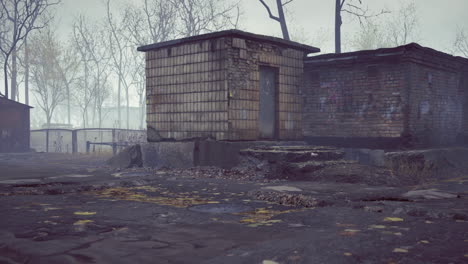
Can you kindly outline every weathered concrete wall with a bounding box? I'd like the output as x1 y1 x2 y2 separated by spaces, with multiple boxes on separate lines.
141 141 197 168
462 67 468 144
141 140 307 169
405 50 466 147
145 39 229 141
303 44 468 149
303 56 406 148
144 32 309 142
225 37 305 140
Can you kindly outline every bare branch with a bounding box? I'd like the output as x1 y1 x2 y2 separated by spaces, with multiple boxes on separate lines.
454 28 468 58
259 0 280 22
282 0 294 6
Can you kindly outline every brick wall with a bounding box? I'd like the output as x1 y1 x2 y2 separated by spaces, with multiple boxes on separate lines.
303 45 468 149
145 39 229 141
225 37 305 140
462 67 468 136
405 50 466 146
303 58 406 143
145 35 306 141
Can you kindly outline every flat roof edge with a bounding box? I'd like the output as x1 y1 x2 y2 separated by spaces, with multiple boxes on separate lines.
137 29 320 54
305 43 468 65
0 97 33 108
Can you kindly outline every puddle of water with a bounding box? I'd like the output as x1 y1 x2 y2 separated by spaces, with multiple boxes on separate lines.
0 179 41 185
189 204 252 214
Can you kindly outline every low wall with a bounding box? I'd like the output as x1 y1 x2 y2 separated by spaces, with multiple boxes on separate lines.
141 140 307 169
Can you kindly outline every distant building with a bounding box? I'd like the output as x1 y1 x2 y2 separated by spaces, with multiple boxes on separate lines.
0 97 32 152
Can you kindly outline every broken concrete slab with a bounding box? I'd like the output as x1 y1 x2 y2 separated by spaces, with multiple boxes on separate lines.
384 148 468 180
402 189 459 200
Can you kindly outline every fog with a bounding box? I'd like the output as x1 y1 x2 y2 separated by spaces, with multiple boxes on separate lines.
1 0 467 130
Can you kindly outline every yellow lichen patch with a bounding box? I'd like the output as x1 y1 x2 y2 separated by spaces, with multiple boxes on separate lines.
235 208 304 227
393 248 408 253
43 220 58 225
419 240 430 244
89 187 218 208
73 220 93 225
43 207 61 211
336 223 356 227
339 229 360 236
384 217 404 222
74 211 96 216
443 177 468 183
343 252 352 256
369 225 386 229
132 186 160 192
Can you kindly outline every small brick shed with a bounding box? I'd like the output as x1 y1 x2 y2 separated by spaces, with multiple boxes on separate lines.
0 97 32 152
138 30 319 141
303 43 468 148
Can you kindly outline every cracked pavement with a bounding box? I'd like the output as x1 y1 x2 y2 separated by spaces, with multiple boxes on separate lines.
0 153 467 264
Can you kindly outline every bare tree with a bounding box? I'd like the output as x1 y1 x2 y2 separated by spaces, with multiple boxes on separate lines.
72 15 111 128
105 0 136 129
454 28 468 58
172 0 241 37
386 1 419 46
0 0 58 100
335 0 388 53
29 27 65 128
258 0 292 40
350 21 389 50
72 17 93 128
121 0 176 46
350 1 419 51
55 41 78 125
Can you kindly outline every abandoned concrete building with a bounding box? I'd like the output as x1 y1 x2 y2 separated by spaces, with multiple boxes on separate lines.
138 30 468 150
304 44 468 148
0 97 32 152
138 30 320 142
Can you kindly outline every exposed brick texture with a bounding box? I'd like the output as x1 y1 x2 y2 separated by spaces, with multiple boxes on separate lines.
226 37 304 140
303 45 468 148
144 34 307 141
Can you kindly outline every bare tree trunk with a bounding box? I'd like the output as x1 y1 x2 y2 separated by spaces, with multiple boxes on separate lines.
67 83 70 125
3 58 8 98
335 0 342 53
11 47 17 100
25 38 29 105
276 0 290 40
126 87 129 129
139 93 144 129
117 78 121 128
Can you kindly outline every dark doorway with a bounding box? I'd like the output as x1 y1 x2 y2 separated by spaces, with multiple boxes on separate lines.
259 66 277 139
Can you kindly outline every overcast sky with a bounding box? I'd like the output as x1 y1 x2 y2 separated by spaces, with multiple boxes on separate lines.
56 0 468 55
